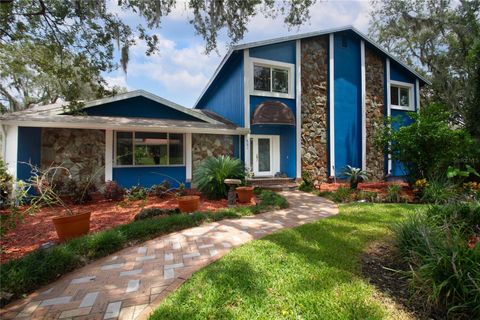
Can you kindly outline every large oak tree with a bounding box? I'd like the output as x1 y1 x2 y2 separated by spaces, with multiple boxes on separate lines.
0 0 316 111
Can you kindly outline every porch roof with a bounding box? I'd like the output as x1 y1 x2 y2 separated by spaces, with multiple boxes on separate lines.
0 113 249 135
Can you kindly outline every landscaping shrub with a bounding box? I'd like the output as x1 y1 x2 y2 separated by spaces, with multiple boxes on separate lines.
355 190 378 202
375 103 479 182
342 165 368 189
193 156 244 200
385 184 403 203
420 178 458 204
63 179 96 204
126 185 148 201
394 203 480 317
0 190 286 299
298 171 315 192
134 207 180 221
0 159 13 209
149 180 171 197
103 181 125 200
329 186 352 203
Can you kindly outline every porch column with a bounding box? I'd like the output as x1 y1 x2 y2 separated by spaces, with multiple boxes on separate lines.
5 125 18 179
105 129 113 182
329 33 336 177
186 133 192 182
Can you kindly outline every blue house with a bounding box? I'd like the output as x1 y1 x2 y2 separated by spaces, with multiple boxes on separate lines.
1 26 428 189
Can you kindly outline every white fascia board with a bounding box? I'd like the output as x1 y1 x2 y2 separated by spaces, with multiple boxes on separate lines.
0 120 249 135
295 39 302 179
329 33 335 177
386 58 392 174
361 40 367 171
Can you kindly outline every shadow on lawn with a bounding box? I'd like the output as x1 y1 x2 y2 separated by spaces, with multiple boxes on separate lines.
151 204 418 319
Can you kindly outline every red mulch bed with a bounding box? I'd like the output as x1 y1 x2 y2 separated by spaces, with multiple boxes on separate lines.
0 194 251 264
317 182 415 202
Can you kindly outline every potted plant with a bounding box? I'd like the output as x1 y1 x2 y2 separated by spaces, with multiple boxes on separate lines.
23 164 94 242
175 183 200 213
237 168 254 203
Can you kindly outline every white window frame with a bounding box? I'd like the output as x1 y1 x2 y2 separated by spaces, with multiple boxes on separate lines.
389 80 415 111
113 131 186 168
249 57 295 99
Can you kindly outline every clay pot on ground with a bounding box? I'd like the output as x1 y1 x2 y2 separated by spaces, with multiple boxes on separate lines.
236 186 254 203
52 211 91 242
177 195 200 213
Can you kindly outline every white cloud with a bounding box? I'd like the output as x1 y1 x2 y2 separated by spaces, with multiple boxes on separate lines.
104 73 129 90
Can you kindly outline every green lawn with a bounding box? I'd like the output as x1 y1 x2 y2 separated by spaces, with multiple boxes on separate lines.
150 203 422 320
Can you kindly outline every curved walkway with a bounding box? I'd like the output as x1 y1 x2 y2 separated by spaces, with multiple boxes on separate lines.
1 191 338 320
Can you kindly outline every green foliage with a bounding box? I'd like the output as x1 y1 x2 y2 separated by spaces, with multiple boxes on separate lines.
63 179 97 204
0 189 286 298
149 180 171 197
193 156 244 200
394 203 480 317
126 185 148 201
369 0 480 139
375 103 479 182
0 1 315 111
342 165 369 189
385 184 404 203
330 186 353 203
0 159 13 209
298 171 315 192
420 178 459 204
355 190 378 203
134 207 180 221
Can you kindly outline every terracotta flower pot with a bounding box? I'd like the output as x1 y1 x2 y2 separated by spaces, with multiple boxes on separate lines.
177 195 200 213
52 211 91 242
236 186 254 203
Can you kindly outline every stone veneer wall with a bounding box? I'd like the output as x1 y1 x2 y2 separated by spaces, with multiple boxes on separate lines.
41 128 105 188
365 46 385 180
192 134 234 173
301 36 329 185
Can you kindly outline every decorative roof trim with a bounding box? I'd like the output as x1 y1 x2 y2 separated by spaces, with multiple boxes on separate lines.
194 26 430 108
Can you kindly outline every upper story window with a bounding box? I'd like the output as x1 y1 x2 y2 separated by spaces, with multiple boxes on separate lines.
250 58 294 99
115 131 184 167
390 81 414 111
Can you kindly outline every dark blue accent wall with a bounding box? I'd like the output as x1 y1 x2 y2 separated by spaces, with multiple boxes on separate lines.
333 32 362 175
249 41 296 64
112 166 187 188
17 127 42 182
391 110 414 176
196 51 245 126
250 96 296 178
84 96 202 121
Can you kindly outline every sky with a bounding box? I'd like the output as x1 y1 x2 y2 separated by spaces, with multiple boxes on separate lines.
104 0 373 108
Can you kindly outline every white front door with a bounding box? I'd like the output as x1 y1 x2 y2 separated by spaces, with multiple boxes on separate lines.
250 135 280 177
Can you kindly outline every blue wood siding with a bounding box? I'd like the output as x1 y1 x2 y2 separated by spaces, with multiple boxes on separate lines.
17 127 42 182
84 96 202 121
390 61 417 176
390 61 418 111
391 109 414 176
196 51 245 126
333 32 362 176
250 96 296 178
113 166 187 188
249 41 296 64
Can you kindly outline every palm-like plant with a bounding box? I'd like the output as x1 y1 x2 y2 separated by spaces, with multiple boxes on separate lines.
342 165 369 189
193 155 245 200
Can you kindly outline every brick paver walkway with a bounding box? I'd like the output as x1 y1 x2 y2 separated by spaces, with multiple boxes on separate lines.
1 191 338 320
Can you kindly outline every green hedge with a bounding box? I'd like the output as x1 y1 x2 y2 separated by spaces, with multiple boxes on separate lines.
1 190 288 299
